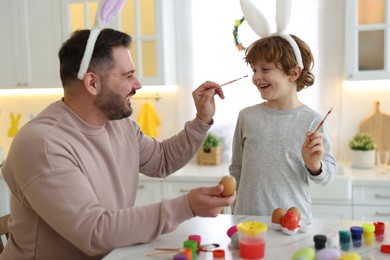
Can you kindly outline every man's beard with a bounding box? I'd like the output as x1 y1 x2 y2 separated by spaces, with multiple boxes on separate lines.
94 83 132 120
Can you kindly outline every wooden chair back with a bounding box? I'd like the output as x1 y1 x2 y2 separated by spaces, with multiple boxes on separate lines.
0 214 10 253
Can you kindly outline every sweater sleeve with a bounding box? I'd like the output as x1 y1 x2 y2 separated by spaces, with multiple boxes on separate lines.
21 169 194 255
229 115 243 190
307 121 338 185
2 110 206 257
138 116 212 178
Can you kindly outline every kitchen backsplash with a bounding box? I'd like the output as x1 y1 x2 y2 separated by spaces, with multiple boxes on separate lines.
0 90 180 159
0 93 62 158
1 85 390 164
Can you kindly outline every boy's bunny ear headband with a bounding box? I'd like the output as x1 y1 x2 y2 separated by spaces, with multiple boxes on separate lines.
240 0 303 69
77 0 127 80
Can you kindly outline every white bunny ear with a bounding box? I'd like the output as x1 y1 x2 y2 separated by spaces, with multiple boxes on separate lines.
275 0 292 33
240 0 271 37
100 0 127 26
77 0 127 80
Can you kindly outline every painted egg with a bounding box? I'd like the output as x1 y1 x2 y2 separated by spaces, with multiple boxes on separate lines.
291 247 315 260
281 211 300 235
287 206 301 221
219 176 236 197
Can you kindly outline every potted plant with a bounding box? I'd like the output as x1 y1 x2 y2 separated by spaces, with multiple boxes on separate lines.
349 133 376 168
197 133 222 165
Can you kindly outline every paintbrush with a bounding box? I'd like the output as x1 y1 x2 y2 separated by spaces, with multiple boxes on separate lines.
219 75 248 87
200 75 248 95
154 243 219 252
313 107 333 133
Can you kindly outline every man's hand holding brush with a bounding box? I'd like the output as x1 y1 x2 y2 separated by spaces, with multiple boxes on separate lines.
192 75 248 124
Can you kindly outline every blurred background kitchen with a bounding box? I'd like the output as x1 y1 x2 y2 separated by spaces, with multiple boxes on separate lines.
1 0 390 164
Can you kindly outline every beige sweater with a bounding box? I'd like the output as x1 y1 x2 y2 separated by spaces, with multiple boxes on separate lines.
1 100 210 259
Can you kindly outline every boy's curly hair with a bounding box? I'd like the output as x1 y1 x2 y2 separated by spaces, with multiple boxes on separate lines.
245 35 315 92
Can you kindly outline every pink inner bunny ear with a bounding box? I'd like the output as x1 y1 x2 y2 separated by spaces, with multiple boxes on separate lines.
100 0 127 25
78 0 127 79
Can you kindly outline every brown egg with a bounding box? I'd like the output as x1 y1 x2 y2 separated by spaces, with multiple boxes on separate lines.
287 206 301 221
219 175 236 197
272 208 286 224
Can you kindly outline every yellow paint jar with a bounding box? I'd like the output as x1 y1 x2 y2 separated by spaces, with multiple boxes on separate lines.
362 223 375 246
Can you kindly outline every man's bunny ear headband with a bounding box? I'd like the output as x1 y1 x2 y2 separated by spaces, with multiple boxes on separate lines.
77 0 127 80
240 0 303 69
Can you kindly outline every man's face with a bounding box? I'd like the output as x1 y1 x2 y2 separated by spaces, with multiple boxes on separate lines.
94 46 141 120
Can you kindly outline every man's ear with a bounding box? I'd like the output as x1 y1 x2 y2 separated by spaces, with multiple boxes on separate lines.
82 72 99 96
289 65 302 81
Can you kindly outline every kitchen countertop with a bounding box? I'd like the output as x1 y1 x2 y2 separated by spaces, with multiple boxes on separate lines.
104 214 390 260
341 164 390 186
139 161 390 185
139 162 231 182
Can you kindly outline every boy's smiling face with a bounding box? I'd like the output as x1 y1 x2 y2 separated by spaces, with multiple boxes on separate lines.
251 60 298 107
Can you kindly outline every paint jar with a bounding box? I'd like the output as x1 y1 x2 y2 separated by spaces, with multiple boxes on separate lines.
188 234 201 251
179 248 192 260
339 230 351 252
237 221 268 259
327 232 340 248
362 223 375 246
183 240 197 260
314 235 327 250
350 226 363 248
173 253 188 260
374 222 385 242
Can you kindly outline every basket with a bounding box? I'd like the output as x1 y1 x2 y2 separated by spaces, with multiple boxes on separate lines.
197 146 222 165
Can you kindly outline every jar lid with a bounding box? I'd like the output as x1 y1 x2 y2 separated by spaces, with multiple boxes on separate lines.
227 225 238 238
381 244 390 254
173 253 188 260
314 234 327 250
362 223 375 232
213 249 225 258
350 226 363 235
188 234 201 245
237 221 268 236
338 230 350 241
374 222 385 231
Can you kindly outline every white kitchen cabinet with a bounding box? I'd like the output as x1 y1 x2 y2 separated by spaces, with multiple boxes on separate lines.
134 178 218 206
345 0 390 80
309 175 353 219
61 0 177 86
134 179 162 207
0 0 63 88
353 206 390 222
352 185 390 221
311 204 352 219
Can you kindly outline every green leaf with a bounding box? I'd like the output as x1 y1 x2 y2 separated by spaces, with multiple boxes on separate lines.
348 133 376 150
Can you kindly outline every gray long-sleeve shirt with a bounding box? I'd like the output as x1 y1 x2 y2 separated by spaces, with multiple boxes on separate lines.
229 103 337 219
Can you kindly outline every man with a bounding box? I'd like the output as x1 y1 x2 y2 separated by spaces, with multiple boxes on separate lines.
1 28 235 259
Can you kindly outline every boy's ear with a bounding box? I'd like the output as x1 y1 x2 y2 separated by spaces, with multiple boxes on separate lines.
289 65 302 81
82 72 99 96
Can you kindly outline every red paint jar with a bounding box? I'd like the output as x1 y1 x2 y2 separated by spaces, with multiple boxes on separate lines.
374 222 385 242
237 221 268 259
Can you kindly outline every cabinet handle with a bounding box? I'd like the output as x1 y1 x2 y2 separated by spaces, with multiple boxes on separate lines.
179 189 191 193
375 194 390 199
375 212 390 217
138 185 145 189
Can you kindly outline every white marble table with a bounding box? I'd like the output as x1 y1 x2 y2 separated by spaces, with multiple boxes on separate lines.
104 214 390 259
